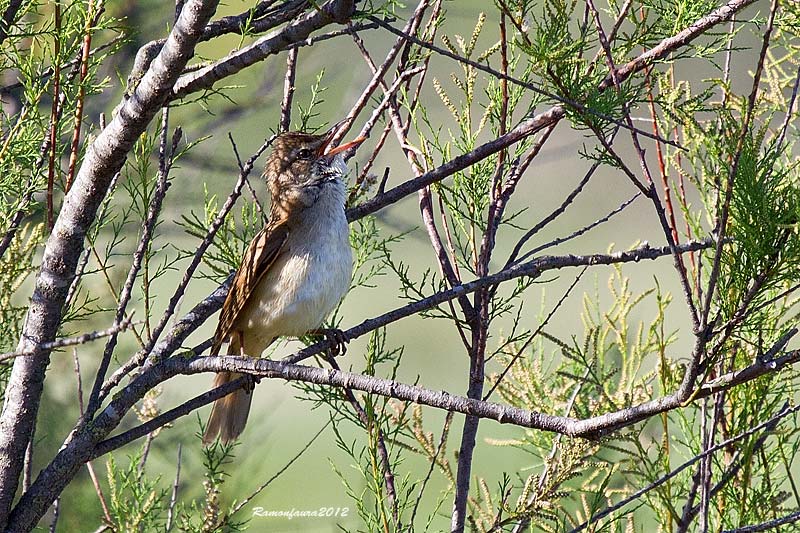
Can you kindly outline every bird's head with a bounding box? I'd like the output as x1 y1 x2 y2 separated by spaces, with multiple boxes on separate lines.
265 123 365 215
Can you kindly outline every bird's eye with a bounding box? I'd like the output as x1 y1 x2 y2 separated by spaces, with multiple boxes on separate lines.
297 148 313 160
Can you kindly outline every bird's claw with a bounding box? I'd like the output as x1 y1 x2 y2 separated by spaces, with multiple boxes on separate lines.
312 328 349 357
242 373 259 393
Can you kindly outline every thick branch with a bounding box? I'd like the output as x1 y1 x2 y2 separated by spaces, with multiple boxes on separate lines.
11 238 710 531
0 0 221 528
170 0 356 99
95 336 800 461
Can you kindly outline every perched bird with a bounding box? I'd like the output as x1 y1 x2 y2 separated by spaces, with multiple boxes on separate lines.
203 123 365 445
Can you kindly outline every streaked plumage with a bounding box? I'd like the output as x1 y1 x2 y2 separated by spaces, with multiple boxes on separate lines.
203 127 362 444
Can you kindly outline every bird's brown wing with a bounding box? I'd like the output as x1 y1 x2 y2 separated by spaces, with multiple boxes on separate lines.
211 220 289 355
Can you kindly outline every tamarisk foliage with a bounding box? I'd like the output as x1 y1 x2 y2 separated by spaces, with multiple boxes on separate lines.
1 0 800 531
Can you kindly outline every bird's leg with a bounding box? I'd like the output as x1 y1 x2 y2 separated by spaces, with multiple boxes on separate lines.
235 330 258 393
308 328 349 358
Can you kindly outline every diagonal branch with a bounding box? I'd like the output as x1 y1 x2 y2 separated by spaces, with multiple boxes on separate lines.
170 0 357 99
284 239 714 366
348 0 755 222
12 238 713 530
0 0 222 527
91 334 800 461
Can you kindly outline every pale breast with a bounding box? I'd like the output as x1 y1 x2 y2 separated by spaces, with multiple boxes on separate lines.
236 191 352 347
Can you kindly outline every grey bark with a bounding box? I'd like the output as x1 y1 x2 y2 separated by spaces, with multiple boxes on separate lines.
170 0 356 99
0 0 221 529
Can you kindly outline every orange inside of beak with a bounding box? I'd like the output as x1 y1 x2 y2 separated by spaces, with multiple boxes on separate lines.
324 136 367 157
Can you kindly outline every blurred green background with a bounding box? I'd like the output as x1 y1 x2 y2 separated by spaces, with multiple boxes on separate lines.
25 0 765 530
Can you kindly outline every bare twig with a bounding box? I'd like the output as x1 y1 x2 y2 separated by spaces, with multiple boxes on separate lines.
511 193 641 266
96 334 800 460
569 401 798 533
74 349 112 524
681 404 780 527
279 46 298 132
85 107 174 419
504 128 615 268
64 165 121 312
409 412 453 528
165 443 181 531
485 268 587 401
93 373 248 457
22 438 32 492
285 238 714 365
774 65 800 153
642 38 680 247
0 319 137 363
345 5 434 524
720 510 800 533
65 0 101 191
229 132 266 219
347 106 565 221
587 0 700 334
332 5 428 148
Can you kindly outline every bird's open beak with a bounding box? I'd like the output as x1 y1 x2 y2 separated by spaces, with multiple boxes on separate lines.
318 119 366 157
325 136 366 156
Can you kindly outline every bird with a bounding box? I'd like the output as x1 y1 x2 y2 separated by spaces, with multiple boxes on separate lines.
202 123 365 445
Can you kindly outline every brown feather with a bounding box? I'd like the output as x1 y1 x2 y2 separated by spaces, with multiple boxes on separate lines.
202 371 252 445
211 220 289 355
205 126 357 445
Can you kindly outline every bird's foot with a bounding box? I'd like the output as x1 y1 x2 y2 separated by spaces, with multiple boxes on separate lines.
310 328 349 358
242 373 259 393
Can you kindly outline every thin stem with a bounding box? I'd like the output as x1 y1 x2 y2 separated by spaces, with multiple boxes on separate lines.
46 0 62 231
229 421 331 516
279 46 297 132
0 319 136 362
165 443 181 531
701 0 778 330
74 349 112 524
326 355 399 525
85 107 173 418
65 0 100 191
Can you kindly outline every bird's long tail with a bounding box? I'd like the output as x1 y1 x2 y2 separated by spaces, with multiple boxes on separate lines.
202 337 254 445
